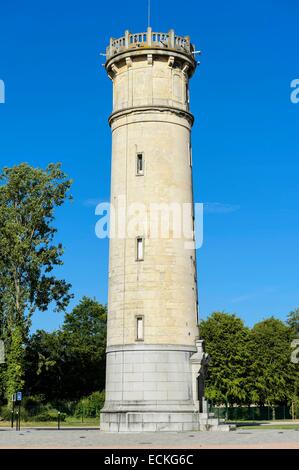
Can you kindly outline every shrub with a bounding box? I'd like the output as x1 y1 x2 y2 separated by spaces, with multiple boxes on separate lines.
49 400 77 415
75 390 105 418
0 405 13 421
0 402 66 422
23 395 46 409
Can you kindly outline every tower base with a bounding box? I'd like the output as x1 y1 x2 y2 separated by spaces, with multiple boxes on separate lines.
100 409 199 432
100 342 233 432
101 344 199 432
100 408 234 432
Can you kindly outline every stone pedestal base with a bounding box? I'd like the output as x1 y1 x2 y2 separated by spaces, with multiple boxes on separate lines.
100 410 200 432
100 409 235 432
101 344 199 432
101 344 232 432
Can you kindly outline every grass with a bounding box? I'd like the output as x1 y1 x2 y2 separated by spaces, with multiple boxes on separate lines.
216 418 299 431
228 419 299 430
0 416 100 428
238 424 299 430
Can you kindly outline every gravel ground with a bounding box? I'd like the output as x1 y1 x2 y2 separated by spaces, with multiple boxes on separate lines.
0 427 299 449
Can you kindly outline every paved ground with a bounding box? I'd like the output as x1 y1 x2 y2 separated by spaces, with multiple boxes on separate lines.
0 427 299 448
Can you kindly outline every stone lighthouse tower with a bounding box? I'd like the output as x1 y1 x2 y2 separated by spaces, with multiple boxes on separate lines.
100 28 216 432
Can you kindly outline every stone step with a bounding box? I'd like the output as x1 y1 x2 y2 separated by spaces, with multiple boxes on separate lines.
199 423 235 432
218 424 236 432
199 418 220 426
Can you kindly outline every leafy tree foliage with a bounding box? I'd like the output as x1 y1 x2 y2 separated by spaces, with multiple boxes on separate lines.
0 163 72 400
5 326 25 401
60 297 107 399
200 312 251 405
25 297 107 401
248 317 296 406
24 330 63 401
75 390 105 418
287 308 299 335
200 312 297 408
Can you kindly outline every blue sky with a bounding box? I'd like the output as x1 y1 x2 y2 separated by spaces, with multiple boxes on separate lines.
0 0 298 332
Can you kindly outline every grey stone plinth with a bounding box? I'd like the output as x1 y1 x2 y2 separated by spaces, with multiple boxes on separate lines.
101 344 200 432
100 411 200 432
100 344 232 432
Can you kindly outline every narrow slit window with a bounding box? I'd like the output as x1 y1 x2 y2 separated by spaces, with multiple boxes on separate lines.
186 83 190 105
136 237 144 261
189 143 192 167
136 316 144 341
136 153 144 175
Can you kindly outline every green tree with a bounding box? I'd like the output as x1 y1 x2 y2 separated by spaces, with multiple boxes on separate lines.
60 296 107 399
287 308 299 335
25 297 107 401
248 317 296 409
0 163 73 401
5 325 25 400
287 309 299 416
199 312 250 406
24 330 63 400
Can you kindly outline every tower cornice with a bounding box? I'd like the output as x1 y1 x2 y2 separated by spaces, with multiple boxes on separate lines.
105 47 196 79
108 104 195 127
